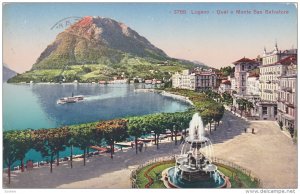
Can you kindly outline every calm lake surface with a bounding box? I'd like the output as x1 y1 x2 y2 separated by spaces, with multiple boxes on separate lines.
3 83 190 165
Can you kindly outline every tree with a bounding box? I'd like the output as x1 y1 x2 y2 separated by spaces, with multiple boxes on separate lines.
15 129 32 172
201 110 214 133
128 117 145 154
222 92 233 106
143 114 166 150
170 112 190 145
97 119 128 159
54 127 70 166
72 124 95 166
245 100 254 116
214 105 225 126
236 98 247 117
3 131 18 184
31 127 69 172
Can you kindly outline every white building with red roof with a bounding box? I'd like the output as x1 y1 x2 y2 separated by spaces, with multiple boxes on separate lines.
219 79 231 93
233 57 260 95
172 69 219 91
257 44 297 120
276 55 297 134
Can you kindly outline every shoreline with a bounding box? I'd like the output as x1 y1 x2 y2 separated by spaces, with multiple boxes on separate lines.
134 88 194 106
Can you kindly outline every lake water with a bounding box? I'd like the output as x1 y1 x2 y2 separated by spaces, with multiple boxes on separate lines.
3 83 190 166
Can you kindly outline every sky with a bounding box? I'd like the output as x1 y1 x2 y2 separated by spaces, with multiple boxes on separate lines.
2 2 298 73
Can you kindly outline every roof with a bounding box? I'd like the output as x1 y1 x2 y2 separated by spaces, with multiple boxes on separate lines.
221 80 231 85
276 55 297 66
233 57 258 65
261 55 297 67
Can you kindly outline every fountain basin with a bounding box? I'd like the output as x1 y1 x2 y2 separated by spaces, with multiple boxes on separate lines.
166 167 227 188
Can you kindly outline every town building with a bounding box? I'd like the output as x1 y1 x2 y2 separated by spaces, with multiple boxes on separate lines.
257 44 297 120
246 72 260 96
218 80 231 93
233 57 260 95
277 55 297 133
194 71 218 91
171 70 196 90
172 69 219 91
229 75 237 93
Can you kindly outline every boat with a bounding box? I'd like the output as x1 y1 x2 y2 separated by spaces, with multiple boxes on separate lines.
57 95 84 104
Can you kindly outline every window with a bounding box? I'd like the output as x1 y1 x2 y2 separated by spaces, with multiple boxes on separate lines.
241 64 245 71
286 107 289 114
263 107 268 115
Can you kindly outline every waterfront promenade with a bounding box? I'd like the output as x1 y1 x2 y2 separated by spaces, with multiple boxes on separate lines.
3 111 297 189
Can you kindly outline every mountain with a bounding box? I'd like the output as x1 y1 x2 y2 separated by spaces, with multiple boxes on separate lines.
3 65 17 82
9 16 207 83
32 16 168 70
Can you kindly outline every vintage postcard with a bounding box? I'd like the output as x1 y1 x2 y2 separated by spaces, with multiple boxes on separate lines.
2 2 298 193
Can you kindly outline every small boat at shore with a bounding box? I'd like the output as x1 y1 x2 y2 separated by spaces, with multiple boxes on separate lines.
57 95 84 104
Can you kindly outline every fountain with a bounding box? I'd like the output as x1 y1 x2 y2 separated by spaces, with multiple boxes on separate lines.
164 113 228 188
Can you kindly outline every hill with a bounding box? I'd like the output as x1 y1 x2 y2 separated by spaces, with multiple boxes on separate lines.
8 16 207 83
3 65 17 82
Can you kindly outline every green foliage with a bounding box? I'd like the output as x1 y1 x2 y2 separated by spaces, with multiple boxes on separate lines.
217 165 259 188
219 66 235 77
3 131 19 167
136 160 175 188
136 161 259 188
8 54 196 83
221 92 233 105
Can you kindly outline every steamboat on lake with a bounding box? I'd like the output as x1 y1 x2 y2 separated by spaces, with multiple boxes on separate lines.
57 95 84 104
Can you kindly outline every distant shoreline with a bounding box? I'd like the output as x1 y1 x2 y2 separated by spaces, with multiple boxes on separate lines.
134 88 194 106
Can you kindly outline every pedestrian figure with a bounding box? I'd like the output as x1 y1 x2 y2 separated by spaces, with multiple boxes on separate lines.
244 128 247 133
131 142 134 148
252 128 255 134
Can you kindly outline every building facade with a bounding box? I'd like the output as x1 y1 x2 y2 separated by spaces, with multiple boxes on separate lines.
246 73 260 96
172 70 196 90
172 69 218 91
258 45 297 120
277 55 297 133
194 72 218 91
229 76 237 92
219 80 231 93
233 57 260 95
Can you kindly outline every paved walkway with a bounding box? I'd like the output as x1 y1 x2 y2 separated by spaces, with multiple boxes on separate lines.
209 111 297 188
3 111 297 188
